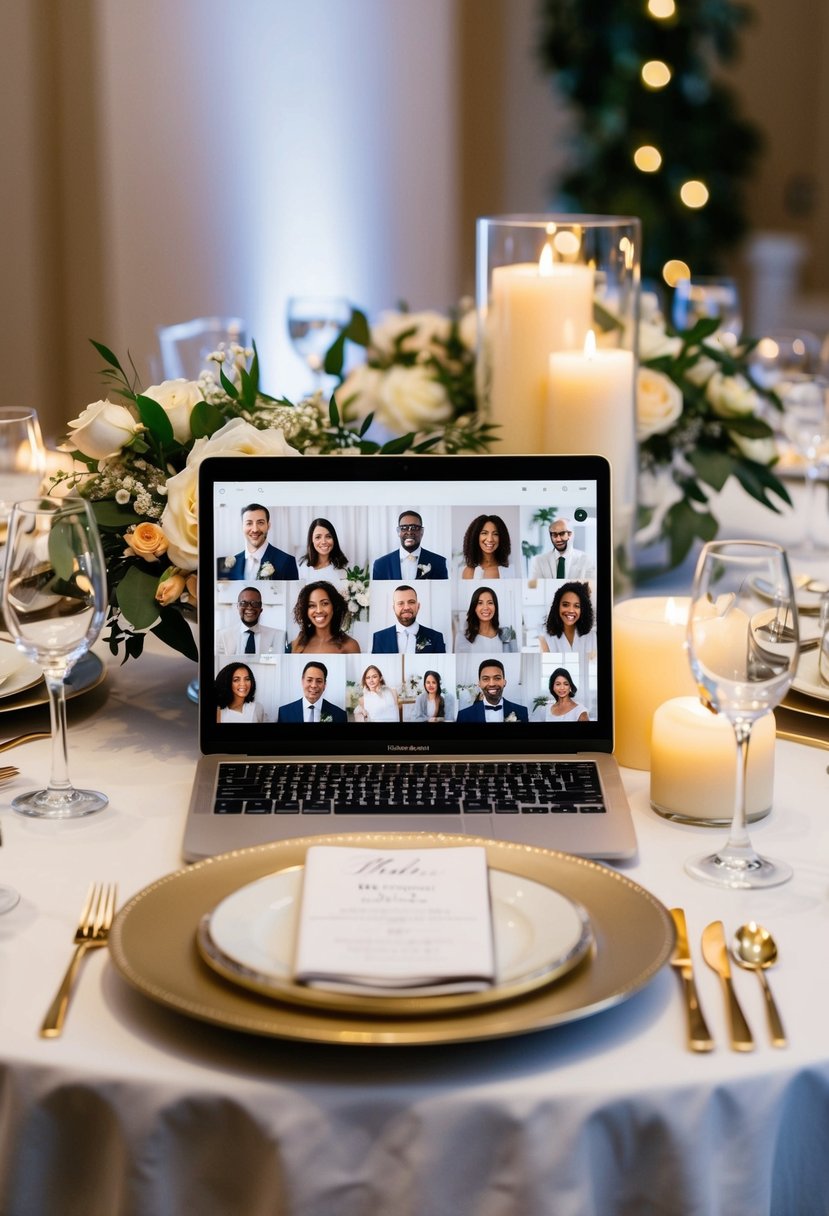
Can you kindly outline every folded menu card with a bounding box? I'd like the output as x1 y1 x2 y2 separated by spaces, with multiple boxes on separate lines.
293 845 495 995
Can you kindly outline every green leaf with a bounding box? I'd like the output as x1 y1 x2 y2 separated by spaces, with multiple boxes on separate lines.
665 500 718 568
323 330 348 378
89 499 142 529
116 566 162 629
219 364 239 398
346 308 370 346
47 519 77 582
358 412 375 437
151 606 198 660
380 432 417 454
89 339 126 375
135 394 175 447
688 448 735 492
328 394 341 427
189 400 226 439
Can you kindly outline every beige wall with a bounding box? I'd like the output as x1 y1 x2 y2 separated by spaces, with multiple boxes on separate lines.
3 0 828 440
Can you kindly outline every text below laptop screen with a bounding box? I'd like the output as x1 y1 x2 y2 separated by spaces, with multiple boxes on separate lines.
198 453 614 758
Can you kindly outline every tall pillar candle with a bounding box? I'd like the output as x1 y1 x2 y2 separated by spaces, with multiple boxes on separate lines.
547 336 636 535
650 697 775 823
613 597 697 770
487 260 594 453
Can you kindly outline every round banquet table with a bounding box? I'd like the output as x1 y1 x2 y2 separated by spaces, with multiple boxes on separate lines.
1 481 829 1216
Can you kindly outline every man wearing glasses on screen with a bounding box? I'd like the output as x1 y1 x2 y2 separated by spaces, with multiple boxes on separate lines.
372 510 448 580
530 517 595 581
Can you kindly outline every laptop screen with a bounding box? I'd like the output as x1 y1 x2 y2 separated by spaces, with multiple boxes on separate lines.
197 453 613 758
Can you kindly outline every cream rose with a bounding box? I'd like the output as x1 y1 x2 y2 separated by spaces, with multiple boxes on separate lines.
370 310 451 359
336 364 384 422
636 368 684 441
160 419 300 569
375 365 453 434
64 399 141 461
141 379 204 444
124 521 169 561
638 321 682 362
155 569 186 606
706 372 761 419
730 433 778 464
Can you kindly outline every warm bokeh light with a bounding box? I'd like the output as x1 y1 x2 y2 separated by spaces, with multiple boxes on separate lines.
552 229 581 257
756 338 780 360
641 60 672 89
647 0 676 18
634 145 662 173
663 260 691 288
680 180 710 208
619 235 635 270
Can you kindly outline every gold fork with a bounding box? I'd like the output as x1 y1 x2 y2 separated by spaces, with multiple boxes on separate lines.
40 883 117 1038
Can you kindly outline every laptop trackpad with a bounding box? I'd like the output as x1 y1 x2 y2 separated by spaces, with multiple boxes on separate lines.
331 812 475 836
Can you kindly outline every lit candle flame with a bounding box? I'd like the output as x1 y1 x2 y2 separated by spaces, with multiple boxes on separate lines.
538 244 554 276
583 330 597 358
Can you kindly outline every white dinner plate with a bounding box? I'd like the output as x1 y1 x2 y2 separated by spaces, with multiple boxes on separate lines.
198 865 593 1015
0 639 43 700
750 574 828 616
792 648 829 702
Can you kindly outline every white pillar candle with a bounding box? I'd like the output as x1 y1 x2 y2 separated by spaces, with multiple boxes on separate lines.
488 258 594 453
547 334 636 531
613 596 697 770
650 697 775 823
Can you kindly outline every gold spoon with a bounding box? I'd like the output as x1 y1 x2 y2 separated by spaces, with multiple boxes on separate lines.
731 922 787 1048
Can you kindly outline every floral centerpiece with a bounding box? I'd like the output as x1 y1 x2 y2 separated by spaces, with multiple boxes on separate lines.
635 296 791 570
55 339 491 662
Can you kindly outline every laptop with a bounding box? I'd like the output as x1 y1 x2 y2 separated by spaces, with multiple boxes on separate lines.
182 453 636 862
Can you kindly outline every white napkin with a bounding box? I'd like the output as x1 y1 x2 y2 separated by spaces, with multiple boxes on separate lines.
293 845 495 995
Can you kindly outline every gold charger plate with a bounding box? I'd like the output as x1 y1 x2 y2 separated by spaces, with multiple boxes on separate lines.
109 833 674 1047
0 650 104 714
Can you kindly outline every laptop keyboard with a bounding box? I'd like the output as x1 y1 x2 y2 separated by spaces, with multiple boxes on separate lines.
213 760 607 817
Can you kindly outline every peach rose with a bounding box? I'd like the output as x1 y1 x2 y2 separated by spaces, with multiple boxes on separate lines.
124 522 169 561
155 569 186 606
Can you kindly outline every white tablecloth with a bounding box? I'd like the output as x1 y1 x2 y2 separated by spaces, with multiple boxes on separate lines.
1 481 829 1216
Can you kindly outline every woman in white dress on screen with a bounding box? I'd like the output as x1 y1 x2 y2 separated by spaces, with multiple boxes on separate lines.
353 664 399 722
460 515 516 580
532 667 589 723
539 581 597 664
455 586 517 653
214 662 268 723
298 517 349 582
413 669 456 722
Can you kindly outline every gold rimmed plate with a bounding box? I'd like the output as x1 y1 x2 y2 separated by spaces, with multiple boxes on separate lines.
792 649 829 703
109 833 674 1047
196 865 594 1016
0 650 104 714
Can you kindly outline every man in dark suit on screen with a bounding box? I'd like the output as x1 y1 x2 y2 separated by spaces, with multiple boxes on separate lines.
371 585 446 654
277 661 346 723
457 659 528 723
219 503 299 581
372 510 448 580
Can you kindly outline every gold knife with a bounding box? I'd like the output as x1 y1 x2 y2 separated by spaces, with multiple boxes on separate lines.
669 908 715 1052
701 920 754 1051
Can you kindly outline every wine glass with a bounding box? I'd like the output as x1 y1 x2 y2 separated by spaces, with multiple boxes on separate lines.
1 497 108 819
286 296 351 390
685 540 798 888
0 409 46 569
778 374 829 554
672 276 742 343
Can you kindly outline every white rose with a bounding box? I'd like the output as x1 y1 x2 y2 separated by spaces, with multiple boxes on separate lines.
160 419 300 569
638 320 682 362
370 310 451 359
63 399 141 461
636 368 684 441
458 308 478 352
706 372 761 418
684 334 736 387
336 364 384 422
375 365 453 433
141 379 204 443
730 433 778 464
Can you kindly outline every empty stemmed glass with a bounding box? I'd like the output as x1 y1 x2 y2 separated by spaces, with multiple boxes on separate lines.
0 408 46 570
1 497 108 818
779 374 829 554
286 296 351 390
672 276 742 344
685 540 799 888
